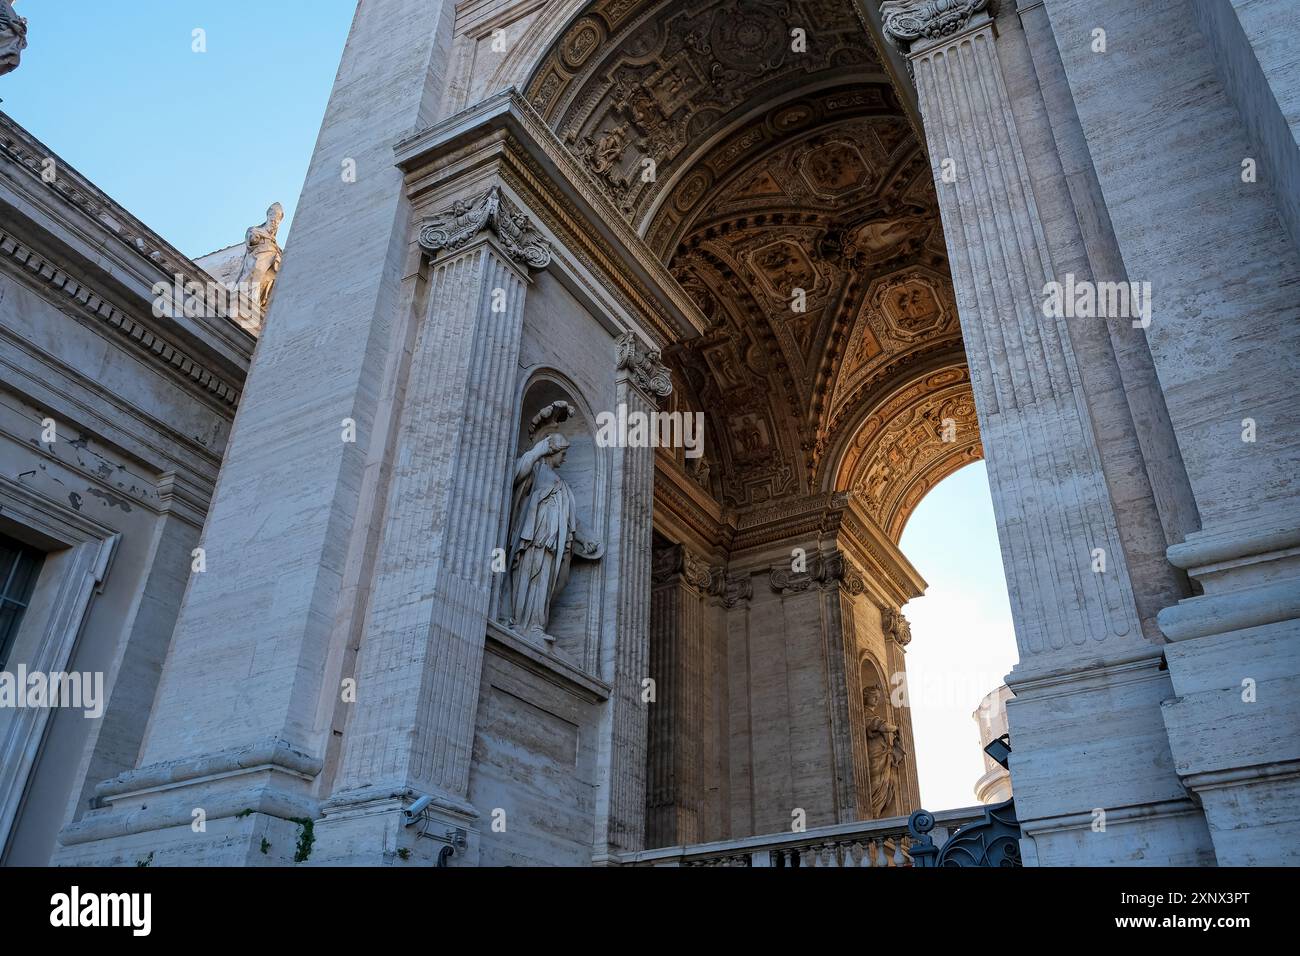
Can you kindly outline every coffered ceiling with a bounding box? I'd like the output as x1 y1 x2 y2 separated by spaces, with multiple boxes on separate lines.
528 0 983 536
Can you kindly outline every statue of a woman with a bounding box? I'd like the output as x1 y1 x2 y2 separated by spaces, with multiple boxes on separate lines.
506 433 600 640
233 203 284 326
864 685 907 817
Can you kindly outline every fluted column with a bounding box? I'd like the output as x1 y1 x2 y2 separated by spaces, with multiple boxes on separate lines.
884 1 1142 670
593 335 671 857
882 1 1211 864
316 187 551 861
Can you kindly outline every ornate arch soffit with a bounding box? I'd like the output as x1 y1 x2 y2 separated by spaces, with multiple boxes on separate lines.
524 0 889 227
827 361 983 542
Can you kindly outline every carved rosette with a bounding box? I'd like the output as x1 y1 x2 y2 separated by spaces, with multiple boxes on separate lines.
418 185 553 270
769 549 866 596
879 0 992 49
616 331 673 399
882 607 913 647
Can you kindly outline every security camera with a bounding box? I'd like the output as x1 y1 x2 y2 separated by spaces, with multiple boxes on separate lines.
402 795 433 826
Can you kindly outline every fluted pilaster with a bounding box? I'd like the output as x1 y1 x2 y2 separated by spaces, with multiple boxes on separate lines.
596 334 672 854
890 8 1142 672
332 236 529 806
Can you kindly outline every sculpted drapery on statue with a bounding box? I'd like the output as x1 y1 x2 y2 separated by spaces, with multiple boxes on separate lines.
864 683 907 817
0 0 26 77
232 202 284 329
507 432 602 641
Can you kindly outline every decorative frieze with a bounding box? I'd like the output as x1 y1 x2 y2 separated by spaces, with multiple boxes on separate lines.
880 0 992 48
0 232 242 408
418 185 553 270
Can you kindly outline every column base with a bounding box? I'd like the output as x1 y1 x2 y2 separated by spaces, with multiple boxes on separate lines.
309 784 481 867
1006 654 1217 866
53 736 322 866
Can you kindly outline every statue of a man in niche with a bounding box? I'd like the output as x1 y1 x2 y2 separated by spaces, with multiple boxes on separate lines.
507 433 601 641
864 684 907 817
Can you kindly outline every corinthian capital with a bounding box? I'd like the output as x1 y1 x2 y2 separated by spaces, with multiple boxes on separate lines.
616 331 673 399
418 185 552 270
879 0 992 49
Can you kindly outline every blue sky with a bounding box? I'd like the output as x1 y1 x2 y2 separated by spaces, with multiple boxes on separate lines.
4 1 1015 812
900 460 1018 810
1 1 356 257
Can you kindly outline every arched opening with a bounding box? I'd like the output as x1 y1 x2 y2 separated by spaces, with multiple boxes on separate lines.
526 0 1006 847
897 461 1018 811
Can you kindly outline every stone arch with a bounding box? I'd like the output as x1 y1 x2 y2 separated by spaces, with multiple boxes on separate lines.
519 0 974 513
822 358 983 542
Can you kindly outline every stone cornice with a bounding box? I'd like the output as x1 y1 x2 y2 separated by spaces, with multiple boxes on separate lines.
0 230 243 410
652 452 730 550
880 0 993 51
394 88 707 347
0 112 254 368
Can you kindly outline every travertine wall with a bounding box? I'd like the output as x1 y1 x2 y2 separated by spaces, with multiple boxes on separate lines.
0 115 250 865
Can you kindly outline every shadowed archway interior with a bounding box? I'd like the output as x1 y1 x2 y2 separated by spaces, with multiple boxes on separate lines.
526 0 980 524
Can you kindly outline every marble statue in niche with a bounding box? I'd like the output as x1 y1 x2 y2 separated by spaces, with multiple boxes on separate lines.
864 683 907 817
506 430 602 642
0 0 26 77
232 202 285 329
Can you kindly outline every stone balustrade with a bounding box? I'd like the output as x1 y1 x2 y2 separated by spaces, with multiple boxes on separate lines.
620 808 985 867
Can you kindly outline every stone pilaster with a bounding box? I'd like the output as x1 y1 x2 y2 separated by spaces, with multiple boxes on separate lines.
880 607 921 815
1039 0 1300 864
645 543 716 848
884 3 1212 863
592 334 671 858
312 188 547 864
53 0 458 866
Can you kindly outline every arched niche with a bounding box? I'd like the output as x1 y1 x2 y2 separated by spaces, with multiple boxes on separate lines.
502 371 609 674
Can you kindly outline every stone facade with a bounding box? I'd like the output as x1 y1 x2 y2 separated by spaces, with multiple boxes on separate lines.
1 0 1296 867
0 113 252 864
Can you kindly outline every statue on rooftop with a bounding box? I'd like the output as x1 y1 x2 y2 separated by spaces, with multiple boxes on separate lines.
231 202 284 332
0 0 28 77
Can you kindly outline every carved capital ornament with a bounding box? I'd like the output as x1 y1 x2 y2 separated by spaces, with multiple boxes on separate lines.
879 0 992 49
770 549 866 595
418 186 553 270
616 331 673 398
